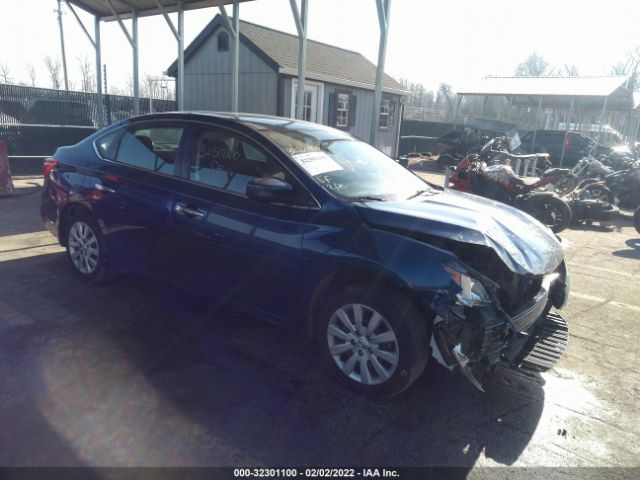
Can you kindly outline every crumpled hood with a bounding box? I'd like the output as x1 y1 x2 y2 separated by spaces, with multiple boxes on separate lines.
357 189 564 276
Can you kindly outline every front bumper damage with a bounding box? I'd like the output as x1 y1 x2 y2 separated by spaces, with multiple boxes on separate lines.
430 268 570 391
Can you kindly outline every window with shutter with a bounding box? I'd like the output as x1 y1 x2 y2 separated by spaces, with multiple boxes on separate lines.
336 93 349 127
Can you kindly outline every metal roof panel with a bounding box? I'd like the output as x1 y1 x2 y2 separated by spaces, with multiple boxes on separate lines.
67 0 255 21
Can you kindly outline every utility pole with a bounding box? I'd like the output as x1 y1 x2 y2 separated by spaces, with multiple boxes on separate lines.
55 0 69 90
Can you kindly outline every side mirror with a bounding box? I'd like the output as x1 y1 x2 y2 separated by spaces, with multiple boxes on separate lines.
246 177 293 202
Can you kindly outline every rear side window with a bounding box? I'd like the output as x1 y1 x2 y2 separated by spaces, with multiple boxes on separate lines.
116 125 184 175
95 129 121 160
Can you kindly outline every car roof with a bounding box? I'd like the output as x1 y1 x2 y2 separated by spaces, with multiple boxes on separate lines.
127 111 352 139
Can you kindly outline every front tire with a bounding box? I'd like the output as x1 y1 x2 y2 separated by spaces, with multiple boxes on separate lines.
65 212 114 283
317 286 430 397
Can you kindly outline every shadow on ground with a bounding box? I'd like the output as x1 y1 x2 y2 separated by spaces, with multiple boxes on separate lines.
612 238 640 259
0 253 545 468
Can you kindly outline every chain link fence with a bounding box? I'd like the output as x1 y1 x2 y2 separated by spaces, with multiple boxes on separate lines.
0 83 176 176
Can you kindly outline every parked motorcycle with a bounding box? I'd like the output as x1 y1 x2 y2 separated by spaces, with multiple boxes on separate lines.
571 155 615 182
565 186 619 226
579 167 640 210
450 139 573 233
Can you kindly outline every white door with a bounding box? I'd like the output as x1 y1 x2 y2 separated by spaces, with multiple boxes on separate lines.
291 80 323 123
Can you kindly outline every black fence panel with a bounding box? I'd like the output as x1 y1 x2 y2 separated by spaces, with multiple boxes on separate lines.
0 83 176 175
0 83 175 127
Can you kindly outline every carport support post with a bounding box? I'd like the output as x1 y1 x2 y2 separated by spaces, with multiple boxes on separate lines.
132 11 140 115
178 2 184 110
290 0 308 120
480 95 488 117
530 96 543 151
370 0 391 147
232 1 239 112
559 97 574 167
452 94 463 130
157 0 185 110
598 96 608 144
95 17 104 127
220 1 241 112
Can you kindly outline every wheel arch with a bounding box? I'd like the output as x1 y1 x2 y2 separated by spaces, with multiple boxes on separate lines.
58 201 96 247
304 263 432 340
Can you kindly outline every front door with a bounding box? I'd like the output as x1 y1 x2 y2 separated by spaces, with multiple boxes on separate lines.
170 123 312 322
291 81 322 123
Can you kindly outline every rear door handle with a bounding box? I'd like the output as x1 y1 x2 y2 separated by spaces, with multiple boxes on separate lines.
174 203 206 219
95 183 116 193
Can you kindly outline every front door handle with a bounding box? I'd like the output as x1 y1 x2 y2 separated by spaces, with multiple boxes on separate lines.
95 183 116 193
174 203 206 219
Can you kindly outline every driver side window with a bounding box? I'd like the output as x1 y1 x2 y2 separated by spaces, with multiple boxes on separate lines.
189 127 309 203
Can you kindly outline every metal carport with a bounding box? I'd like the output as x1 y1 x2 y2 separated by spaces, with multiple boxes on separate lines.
61 0 394 145
457 75 638 164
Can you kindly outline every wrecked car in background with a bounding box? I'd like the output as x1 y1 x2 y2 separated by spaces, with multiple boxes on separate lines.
41 112 570 396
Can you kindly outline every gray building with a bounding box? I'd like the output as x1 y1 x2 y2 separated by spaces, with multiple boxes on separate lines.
167 16 407 155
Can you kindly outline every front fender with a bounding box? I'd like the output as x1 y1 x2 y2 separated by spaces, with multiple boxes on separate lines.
301 223 461 298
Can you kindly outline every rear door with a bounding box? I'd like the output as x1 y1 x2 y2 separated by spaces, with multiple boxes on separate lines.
86 121 186 276
169 122 312 321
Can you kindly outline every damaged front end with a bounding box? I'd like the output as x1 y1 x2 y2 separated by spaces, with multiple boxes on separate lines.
430 253 570 391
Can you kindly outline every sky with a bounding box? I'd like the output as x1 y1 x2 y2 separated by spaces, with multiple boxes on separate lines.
1 0 639 94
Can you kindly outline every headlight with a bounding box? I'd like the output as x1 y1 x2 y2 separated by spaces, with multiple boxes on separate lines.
444 264 491 307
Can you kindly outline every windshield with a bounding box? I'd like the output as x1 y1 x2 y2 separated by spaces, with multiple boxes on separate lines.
261 126 430 201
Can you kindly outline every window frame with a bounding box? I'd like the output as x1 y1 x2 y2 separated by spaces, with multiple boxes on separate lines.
217 31 229 52
335 91 350 128
180 121 319 208
92 120 188 179
379 98 392 129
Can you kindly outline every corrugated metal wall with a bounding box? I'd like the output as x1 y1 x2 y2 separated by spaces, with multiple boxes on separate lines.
183 25 279 114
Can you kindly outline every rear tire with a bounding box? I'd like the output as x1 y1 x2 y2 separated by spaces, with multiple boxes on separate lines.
525 196 573 233
582 184 615 204
65 212 115 283
316 286 430 397
634 206 640 234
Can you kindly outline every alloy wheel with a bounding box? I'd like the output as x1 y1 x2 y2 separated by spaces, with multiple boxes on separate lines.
68 221 100 275
326 303 399 385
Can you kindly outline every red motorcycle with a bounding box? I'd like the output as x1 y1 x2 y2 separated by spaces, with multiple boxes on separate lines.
450 138 573 233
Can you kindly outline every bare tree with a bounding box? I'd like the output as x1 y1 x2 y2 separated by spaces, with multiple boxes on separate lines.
26 64 37 87
437 83 455 120
77 55 95 92
44 56 62 89
561 64 579 77
0 63 11 84
610 61 630 75
399 78 435 110
515 52 552 77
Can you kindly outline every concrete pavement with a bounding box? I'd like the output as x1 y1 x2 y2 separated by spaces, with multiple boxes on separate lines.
0 177 638 470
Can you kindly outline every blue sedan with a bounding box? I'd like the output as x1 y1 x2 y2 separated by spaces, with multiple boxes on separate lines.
41 112 570 396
